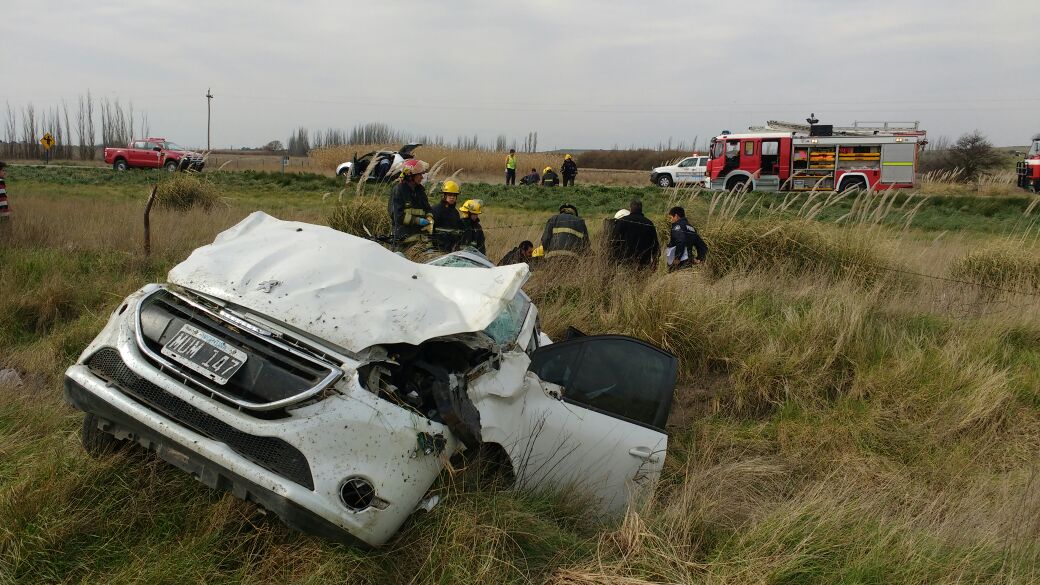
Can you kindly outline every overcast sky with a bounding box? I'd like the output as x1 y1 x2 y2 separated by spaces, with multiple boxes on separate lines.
4 0 1038 150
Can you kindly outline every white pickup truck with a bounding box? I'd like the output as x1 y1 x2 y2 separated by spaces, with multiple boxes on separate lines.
650 155 709 188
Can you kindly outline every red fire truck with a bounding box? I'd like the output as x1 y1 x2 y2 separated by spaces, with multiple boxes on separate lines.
1016 134 1040 192
705 120 927 192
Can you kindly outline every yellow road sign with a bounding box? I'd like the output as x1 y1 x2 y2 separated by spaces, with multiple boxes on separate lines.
40 133 55 149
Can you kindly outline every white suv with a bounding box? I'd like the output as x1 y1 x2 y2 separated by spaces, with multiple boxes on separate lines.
650 155 709 188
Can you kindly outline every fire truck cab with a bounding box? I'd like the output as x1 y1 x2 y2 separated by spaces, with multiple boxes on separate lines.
706 121 926 192
1016 134 1040 192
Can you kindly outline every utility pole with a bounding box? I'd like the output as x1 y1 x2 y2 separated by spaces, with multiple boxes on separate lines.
205 88 213 151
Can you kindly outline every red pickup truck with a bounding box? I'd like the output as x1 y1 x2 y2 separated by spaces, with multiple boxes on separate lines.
104 138 205 172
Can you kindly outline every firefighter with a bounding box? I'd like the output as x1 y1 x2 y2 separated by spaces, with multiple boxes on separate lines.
541 203 589 261
561 154 578 187
388 158 433 248
541 166 560 187
665 206 708 271
458 199 486 255
430 180 464 252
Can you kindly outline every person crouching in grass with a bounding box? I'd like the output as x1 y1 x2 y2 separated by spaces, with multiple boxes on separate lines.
0 161 9 234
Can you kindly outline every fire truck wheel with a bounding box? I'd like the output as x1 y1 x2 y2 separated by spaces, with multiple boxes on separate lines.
839 177 867 192
726 176 749 191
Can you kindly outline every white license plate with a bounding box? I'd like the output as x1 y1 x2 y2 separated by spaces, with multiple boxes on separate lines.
161 324 248 385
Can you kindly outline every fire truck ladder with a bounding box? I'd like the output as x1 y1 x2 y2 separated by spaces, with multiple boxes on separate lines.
754 120 922 136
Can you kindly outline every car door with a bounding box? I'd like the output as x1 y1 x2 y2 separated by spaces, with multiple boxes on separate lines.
675 157 697 183
524 335 677 511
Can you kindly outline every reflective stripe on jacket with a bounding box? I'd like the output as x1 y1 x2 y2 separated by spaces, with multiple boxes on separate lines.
541 211 590 257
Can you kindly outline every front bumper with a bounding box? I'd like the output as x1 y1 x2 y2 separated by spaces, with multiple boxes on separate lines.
63 285 457 547
64 373 354 543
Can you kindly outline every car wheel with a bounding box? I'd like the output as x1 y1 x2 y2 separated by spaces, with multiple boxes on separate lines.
164 160 179 172
657 174 674 188
113 159 128 172
81 413 125 456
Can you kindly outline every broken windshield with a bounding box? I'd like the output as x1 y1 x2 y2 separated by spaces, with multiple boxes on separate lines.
428 254 531 345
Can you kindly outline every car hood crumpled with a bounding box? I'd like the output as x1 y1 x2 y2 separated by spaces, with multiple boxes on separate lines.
167 212 529 353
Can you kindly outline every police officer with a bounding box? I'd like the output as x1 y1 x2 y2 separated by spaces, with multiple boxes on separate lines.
388 159 433 248
666 206 708 271
431 180 464 252
458 199 486 255
541 203 590 261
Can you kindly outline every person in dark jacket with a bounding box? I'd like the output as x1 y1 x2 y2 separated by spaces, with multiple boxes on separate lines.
666 206 708 271
458 199 486 255
498 240 534 266
541 203 590 261
388 159 433 247
611 200 660 270
0 161 9 227
541 166 560 187
561 154 578 187
520 168 540 186
430 180 464 252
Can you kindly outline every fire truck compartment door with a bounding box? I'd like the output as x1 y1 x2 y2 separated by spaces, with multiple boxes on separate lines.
881 144 916 183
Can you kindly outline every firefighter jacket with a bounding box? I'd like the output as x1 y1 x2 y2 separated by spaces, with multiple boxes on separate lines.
541 170 560 187
431 201 464 251
611 211 660 269
541 211 590 259
388 181 432 241
562 159 578 178
460 218 486 255
667 217 708 264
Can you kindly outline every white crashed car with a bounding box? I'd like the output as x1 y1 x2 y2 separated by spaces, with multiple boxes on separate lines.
336 143 421 182
63 212 677 547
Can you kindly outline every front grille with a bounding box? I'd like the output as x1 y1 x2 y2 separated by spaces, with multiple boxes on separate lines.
86 347 314 490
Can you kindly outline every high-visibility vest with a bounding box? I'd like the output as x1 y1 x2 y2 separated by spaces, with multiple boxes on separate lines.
506 155 516 170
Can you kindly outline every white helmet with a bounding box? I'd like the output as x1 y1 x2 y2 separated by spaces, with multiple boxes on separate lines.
614 209 631 220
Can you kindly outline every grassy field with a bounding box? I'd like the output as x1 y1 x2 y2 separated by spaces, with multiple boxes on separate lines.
1 166 1039 583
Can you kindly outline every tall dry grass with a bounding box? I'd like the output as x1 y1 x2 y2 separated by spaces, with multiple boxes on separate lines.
312 144 569 177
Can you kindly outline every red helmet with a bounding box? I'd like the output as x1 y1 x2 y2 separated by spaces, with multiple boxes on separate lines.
400 159 430 177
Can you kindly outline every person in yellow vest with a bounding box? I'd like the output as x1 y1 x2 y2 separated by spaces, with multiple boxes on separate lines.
505 149 517 185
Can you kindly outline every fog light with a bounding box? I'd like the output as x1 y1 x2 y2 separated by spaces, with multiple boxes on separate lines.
339 477 375 511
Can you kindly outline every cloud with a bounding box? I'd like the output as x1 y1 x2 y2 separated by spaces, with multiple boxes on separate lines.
4 0 1038 148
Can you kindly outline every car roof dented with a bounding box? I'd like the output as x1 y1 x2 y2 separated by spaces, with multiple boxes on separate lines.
168 212 529 353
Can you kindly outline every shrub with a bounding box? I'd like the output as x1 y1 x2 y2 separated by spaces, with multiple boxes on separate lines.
153 174 218 212
324 195 390 238
703 220 891 284
948 246 1040 293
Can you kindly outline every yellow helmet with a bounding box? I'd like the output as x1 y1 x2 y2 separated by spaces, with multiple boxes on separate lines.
441 180 461 195
459 199 483 215
532 245 544 257
543 166 552 174
564 154 573 160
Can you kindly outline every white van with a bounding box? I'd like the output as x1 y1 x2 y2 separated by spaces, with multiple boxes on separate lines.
650 155 709 188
